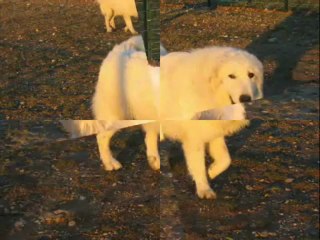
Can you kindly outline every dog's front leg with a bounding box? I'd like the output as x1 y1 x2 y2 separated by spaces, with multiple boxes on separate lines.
208 137 231 180
143 124 160 170
96 131 122 171
182 140 216 199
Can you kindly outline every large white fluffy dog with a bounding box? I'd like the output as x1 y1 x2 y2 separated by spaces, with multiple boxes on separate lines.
97 0 138 34
63 36 263 199
160 47 263 199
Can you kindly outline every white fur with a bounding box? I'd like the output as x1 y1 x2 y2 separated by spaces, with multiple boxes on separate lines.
159 47 263 199
160 47 263 120
60 120 153 138
97 0 138 34
91 36 166 171
62 36 263 199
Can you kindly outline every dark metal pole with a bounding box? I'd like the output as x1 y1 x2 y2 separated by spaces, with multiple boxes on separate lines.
142 0 160 66
284 0 289 11
208 0 218 10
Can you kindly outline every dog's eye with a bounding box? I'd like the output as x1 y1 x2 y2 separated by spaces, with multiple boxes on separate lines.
228 74 236 79
248 72 255 78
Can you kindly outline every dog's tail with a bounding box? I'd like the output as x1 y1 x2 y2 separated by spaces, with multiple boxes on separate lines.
60 120 153 139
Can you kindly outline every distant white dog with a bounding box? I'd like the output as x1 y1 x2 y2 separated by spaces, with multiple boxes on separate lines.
97 0 138 34
62 36 264 199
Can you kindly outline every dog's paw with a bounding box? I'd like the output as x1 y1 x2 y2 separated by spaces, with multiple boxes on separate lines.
103 158 122 171
147 156 160 170
197 188 217 200
123 27 137 34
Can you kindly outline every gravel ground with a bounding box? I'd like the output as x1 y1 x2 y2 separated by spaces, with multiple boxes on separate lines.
161 1 319 120
0 120 318 239
0 0 319 239
0 121 160 239
0 0 141 119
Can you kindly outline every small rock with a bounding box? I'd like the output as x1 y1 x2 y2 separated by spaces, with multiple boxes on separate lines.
255 231 277 238
245 185 254 191
68 220 76 227
14 218 26 231
285 178 294 183
267 37 278 43
43 209 73 225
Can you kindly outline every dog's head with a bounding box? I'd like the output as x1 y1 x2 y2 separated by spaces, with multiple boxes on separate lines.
213 49 264 104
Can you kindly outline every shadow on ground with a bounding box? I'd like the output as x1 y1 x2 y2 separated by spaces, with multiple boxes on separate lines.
165 120 319 239
0 121 159 239
161 2 319 116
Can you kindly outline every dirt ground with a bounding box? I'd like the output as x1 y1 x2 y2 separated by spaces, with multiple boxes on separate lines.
162 120 319 239
161 1 319 120
0 0 319 239
0 0 142 119
159 2 319 239
1 0 319 120
0 121 160 239
0 120 319 239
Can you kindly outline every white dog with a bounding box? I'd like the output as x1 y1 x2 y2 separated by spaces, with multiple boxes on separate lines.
62 36 263 199
92 36 166 171
97 0 138 34
160 47 263 199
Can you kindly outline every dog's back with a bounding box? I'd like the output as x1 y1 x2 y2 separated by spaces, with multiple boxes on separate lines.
92 36 160 121
97 0 138 17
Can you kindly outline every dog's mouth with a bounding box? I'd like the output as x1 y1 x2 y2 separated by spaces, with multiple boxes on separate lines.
229 95 235 104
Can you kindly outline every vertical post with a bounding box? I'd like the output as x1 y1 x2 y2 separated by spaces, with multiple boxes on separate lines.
142 0 160 66
208 0 218 10
284 0 289 11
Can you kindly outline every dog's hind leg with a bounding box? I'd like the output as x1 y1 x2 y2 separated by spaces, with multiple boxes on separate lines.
143 124 160 170
123 15 137 34
182 140 216 199
96 131 122 171
103 8 114 32
208 137 232 180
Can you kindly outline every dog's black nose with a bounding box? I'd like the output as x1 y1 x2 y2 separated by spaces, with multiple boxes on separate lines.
239 95 252 103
